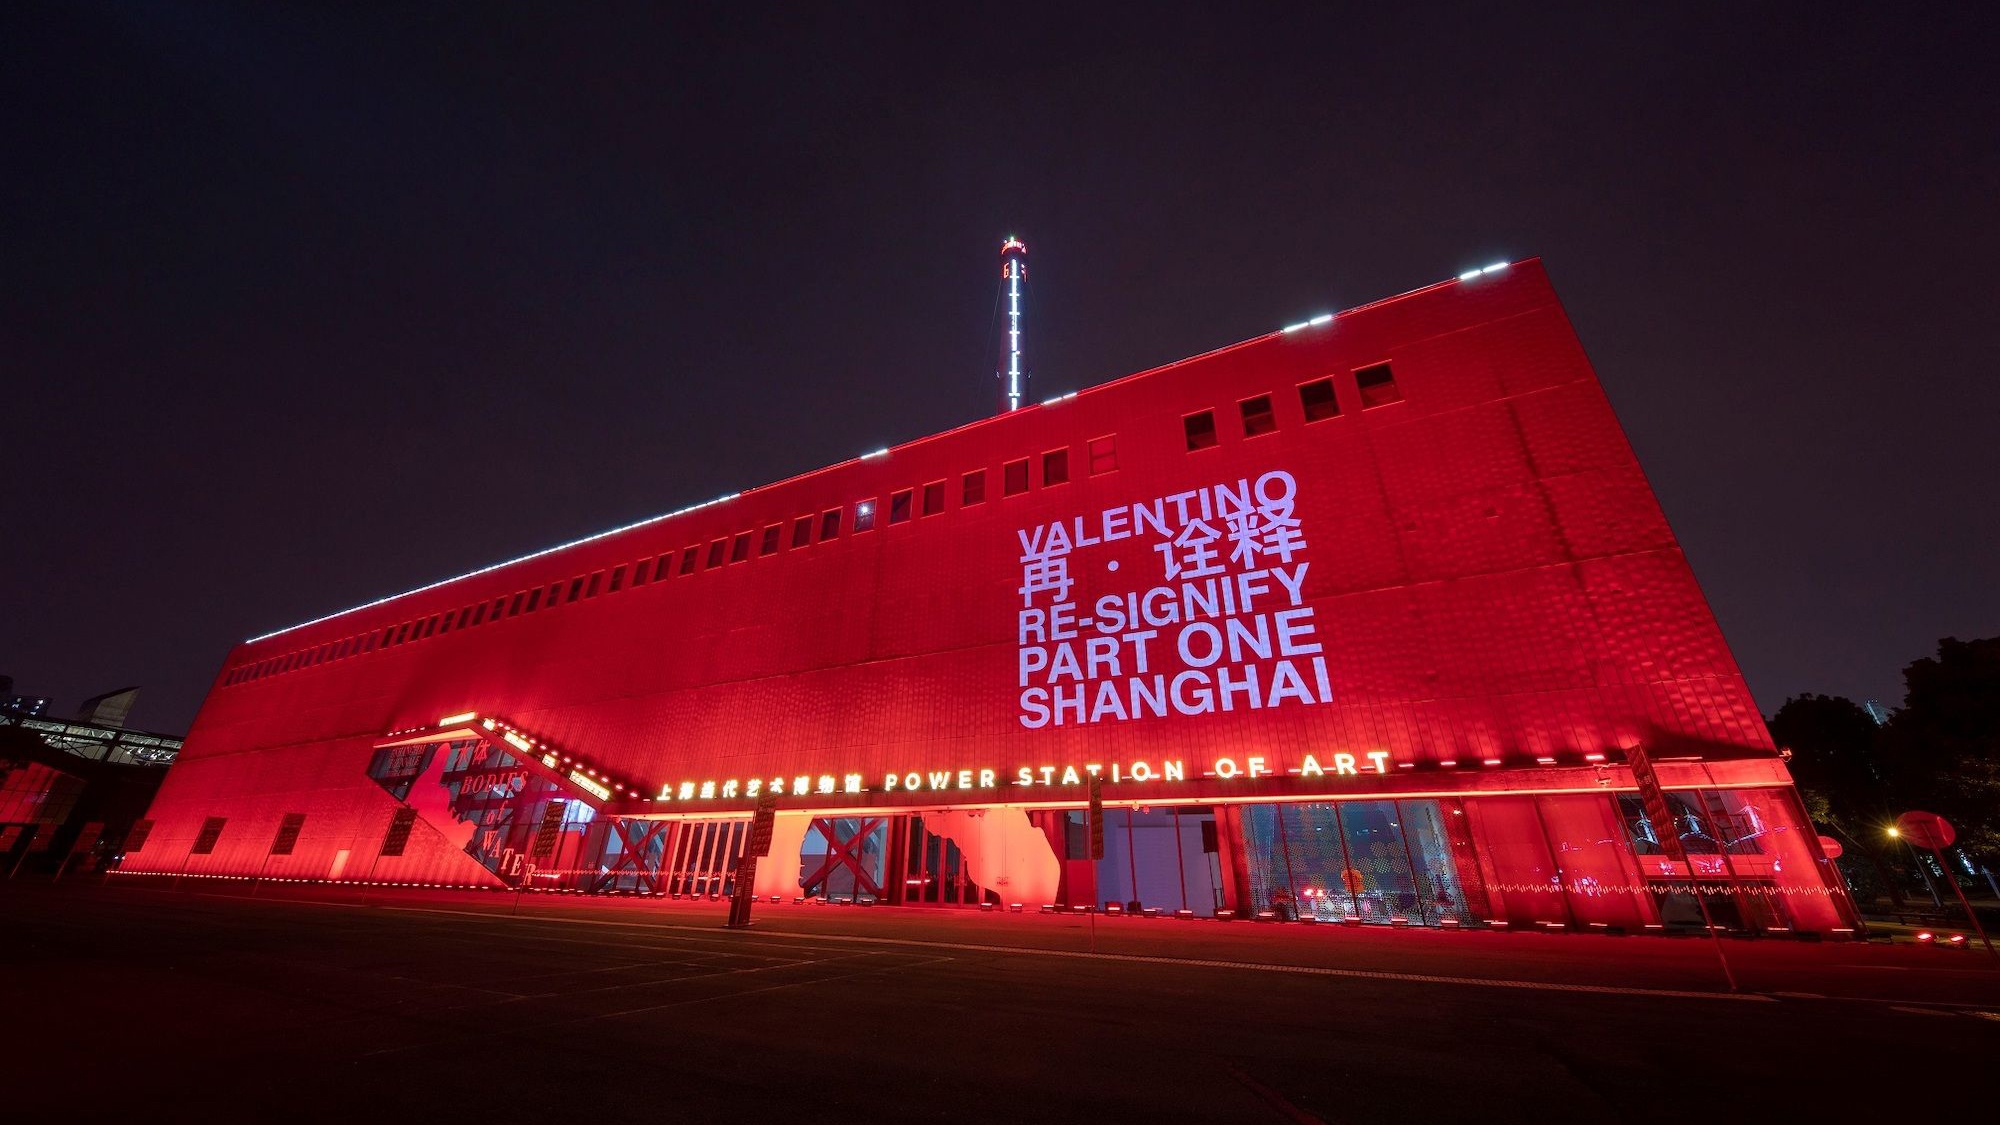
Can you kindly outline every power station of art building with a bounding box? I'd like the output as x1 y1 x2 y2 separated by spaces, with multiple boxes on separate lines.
120 255 1858 936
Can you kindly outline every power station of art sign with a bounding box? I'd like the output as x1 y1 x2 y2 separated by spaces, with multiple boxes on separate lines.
1015 469 1331 727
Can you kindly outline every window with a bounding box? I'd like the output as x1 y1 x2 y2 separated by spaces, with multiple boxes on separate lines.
568 577 586 603
1240 394 1276 437
545 582 563 607
1184 410 1218 451
608 566 625 593
680 546 699 575
730 532 751 562
525 588 542 612
922 481 945 516
628 561 646 588
1088 435 1117 475
1298 377 1340 422
707 539 727 568
656 553 676 581
393 623 410 644
190 817 227 855
889 489 913 524
1356 362 1401 407
471 605 486 626
509 593 526 616
761 525 782 555
1003 458 1030 496
855 499 876 532
421 616 438 638
962 470 986 505
792 516 813 548
820 508 843 540
1042 448 1069 485
584 571 602 598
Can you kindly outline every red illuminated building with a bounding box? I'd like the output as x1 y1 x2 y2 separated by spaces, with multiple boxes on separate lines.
122 260 1856 935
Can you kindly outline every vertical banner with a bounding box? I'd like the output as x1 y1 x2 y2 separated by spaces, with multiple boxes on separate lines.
1624 746 1686 862
1629 745 1736 989
379 807 419 857
728 791 780 928
530 801 567 861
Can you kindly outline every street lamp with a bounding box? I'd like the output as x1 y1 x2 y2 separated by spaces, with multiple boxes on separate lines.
1887 825 1944 910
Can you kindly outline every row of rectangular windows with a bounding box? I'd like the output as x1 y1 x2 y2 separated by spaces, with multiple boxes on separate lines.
223 362 1401 689
222 433 1122 687
1180 362 1399 452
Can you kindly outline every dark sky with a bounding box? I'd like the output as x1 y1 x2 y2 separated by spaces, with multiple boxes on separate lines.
5 4 1996 734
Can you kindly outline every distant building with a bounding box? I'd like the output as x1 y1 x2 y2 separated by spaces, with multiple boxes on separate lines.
76 686 140 729
2 694 51 718
0 685 182 874
0 675 52 718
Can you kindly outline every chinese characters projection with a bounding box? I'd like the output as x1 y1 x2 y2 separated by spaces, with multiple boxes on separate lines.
1016 469 1331 728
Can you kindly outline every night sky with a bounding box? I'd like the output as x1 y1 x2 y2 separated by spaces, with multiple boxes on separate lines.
5 4 1996 735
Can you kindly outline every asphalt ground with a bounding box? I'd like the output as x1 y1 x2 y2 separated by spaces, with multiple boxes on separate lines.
5 882 1998 1123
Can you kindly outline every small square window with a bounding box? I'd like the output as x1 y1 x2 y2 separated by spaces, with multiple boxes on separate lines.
1042 448 1069 486
792 516 813 548
855 499 877 532
922 481 945 516
584 572 602 597
1356 362 1401 407
962 470 986 505
526 588 544 612
421 616 438 637
1240 394 1276 437
470 605 486 625
1003 458 1030 496
761 525 782 555
1088 435 1117 475
680 546 699 575
655 554 675 581
1299 377 1340 422
546 582 563 607
568 577 586 602
889 489 913 524
1184 410 1218 451
707 540 727 568
820 508 843 540
509 593 526 615
609 566 626 592
628 561 646 588
730 533 751 562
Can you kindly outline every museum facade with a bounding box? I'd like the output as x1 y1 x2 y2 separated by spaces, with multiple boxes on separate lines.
120 260 1855 935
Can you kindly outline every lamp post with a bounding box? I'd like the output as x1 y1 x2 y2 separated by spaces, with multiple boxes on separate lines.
1887 826 1944 910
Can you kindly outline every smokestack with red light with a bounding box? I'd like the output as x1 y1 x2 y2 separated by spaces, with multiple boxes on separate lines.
998 236 1028 412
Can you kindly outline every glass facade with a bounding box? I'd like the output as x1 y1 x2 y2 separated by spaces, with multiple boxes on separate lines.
1243 799 1476 924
